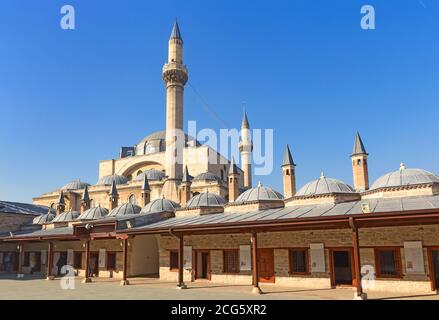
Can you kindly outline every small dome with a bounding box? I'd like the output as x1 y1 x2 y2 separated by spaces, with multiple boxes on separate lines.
96 174 128 186
52 211 80 223
370 166 439 190
193 172 221 182
141 198 181 214
108 203 141 217
136 130 199 155
186 192 226 208
61 180 90 191
134 169 166 182
77 206 109 221
296 173 354 196
33 212 56 225
235 182 284 203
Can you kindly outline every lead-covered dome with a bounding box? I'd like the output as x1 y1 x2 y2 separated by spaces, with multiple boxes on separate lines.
136 130 199 155
96 174 128 186
33 212 56 225
370 164 439 190
77 206 109 221
141 198 181 213
61 180 90 191
134 169 166 182
108 203 141 217
52 211 80 223
235 183 284 203
193 172 221 182
186 192 226 208
296 173 354 196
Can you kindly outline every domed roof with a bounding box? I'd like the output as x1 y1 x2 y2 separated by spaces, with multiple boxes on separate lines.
235 182 284 203
96 174 128 186
186 192 226 208
193 172 221 182
33 212 56 225
296 173 354 196
61 180 90 191
141 198 181 214
77 206 109 221
136 130 199 154
108 203 141 217
52 211 80 223
134 169 166 182
370 164 439 190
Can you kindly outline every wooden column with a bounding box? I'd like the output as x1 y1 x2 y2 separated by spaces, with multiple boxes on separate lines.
82 240 92 283
17 242 24 277
251 232 262 294
350 217 366 299
120 238 130 286
177 234 187 289
46 242 54 280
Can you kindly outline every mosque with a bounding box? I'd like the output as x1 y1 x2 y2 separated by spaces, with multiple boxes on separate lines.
1 21 439 299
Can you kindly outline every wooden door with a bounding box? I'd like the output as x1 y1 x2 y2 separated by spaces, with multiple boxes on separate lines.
429 249 439 291
258 249 275 283
330 249 354 286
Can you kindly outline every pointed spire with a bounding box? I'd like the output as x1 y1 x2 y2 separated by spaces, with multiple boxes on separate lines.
229 157 239 175
142 174 151 191
242 111 250 129
352 132 368 156
82 185 90 203
282 144 296 166
109 180 118 198
182 165 191 184
170 19 182 40
58 191 65 206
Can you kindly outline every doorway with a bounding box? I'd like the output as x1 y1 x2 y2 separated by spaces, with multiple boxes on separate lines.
430 250 439 291
195 251 210 280
331 249 353 286
258 249 275 283
55 252 68 276
89 252 99 277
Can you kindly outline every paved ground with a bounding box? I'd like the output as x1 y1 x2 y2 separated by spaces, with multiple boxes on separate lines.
0 274 438 300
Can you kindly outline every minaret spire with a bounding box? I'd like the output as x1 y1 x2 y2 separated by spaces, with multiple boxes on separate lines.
161 20 189 202
351 132 369 192
239 111 253 188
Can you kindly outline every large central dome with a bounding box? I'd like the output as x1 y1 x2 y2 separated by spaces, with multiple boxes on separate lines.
136 130 199 155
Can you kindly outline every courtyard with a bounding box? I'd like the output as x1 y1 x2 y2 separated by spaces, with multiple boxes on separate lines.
0 274 437 300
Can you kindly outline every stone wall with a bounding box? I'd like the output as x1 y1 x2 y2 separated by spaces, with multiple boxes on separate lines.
0 213 35 233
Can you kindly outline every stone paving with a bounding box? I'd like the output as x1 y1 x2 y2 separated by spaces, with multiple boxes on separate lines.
0 274 438 300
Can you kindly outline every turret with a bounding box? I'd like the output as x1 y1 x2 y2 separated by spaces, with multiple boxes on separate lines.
282 144 296 198
109 180 119 210
228 157 240 202
351 132 369 192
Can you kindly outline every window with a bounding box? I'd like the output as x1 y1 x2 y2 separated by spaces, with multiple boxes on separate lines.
357 159 362 165
23 252 30 267
73 252 82 269
223 250 239 273
289 249 308 274
375 248 401 278
129 194 137 205
170 251 179 270
107 252 117 270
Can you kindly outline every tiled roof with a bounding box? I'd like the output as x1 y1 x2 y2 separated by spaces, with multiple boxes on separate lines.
0 201 51 216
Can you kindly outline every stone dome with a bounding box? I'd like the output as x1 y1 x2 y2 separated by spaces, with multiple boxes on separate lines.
193 172 221 182
52 211 80 223
141 198 181 213
296 173 354 196
77 206 109 221
235 182 284 203
33 212 56 225
186 192 226 208
370 164 439 190
108 203 141 217
61 180 90 191
96 174 128 186
134 169 166 182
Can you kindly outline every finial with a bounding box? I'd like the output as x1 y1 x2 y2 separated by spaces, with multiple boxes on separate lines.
320 171 325 179
257 181 262 187
400 162 406 171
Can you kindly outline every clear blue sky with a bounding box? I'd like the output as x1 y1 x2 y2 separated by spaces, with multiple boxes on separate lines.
1 0 438 203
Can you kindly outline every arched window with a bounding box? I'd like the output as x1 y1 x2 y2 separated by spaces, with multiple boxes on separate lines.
90 199 95 208
357 159 362 165
137 170 143 177
129 194 137 205
286 169 290 176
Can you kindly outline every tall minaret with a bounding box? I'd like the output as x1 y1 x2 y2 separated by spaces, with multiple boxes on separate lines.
239 112 253 189
161 20 188 202
351 132 369 192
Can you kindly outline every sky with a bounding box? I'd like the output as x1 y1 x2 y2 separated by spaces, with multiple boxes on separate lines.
0 0 438 203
